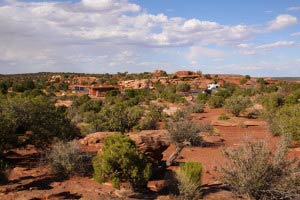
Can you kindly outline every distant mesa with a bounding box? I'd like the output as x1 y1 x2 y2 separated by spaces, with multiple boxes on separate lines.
175 70 201 78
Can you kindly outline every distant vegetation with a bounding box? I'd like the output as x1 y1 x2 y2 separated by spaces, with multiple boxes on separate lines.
1 72 300 199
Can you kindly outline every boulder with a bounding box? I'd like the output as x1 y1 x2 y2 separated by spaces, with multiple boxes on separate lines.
129 130 170 164
80 130 171 165
79 132 117 146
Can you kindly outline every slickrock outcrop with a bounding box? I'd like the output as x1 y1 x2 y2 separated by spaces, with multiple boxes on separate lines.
120 79 152 90
79 130 170 165
175 71 200 78
79 132 117 147
129 130 170 164
152 70 167 77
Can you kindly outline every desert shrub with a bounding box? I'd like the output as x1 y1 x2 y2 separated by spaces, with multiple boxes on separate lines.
215 88 232 99
240 78 247 85
285 90 300 105
79 99 103 113
0 159 8 185
166 113 207 166
207 95 225 108
125 89 139 98
204 74 212 79
46 141 90 177
188 103 204 113
196 93 210 104
0 95 78 152
176 83 191 92
93 134 151 189
0 82 8 95
260 85 278 94
220 138 300 200
73 94 91 107
170 110 190 122
268 104 300 141
256 78 266 85
135 116 157 131
160 92 187 104
260 92 284 111
156 84 187 104
222 82 238 95
167 120 202 147
224 95 252 117
135 104 165 130
105 89 120 97
22 89 45 97
101 103 143 133
176 162 202 199
234 88 257 97
12 79 35 92
218 114 230 120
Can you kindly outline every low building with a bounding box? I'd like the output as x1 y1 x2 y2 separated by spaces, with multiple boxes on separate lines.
89 85 119 97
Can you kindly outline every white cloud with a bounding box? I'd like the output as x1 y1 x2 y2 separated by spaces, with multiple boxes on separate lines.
291 32 300 37
237 43 253 48
256 41 295 50
287 7 300 11
0 0 298 75
0 0 258 74
267 14 298 30
237 41 296 55
188 46 226 60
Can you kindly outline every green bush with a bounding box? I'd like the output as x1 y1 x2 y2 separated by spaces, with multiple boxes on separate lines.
105 89 120 97
240 78 247 85
218 114 230 120
167 118 202 147
196 93 210 104
98 103 143 133
93 134 152 189
268 104 300 141
176 83 191 92
224 96 252 117
285 90 300 105
220 138 300 200
0 159 8 185
46 141 89 178
134 104 165 131
0 82 8 95
204 74 212 79
0 95 78 152
222 82 238 95
233 88 257 97
12 79 35 92
176 162 202 199
207 95 225 108
170 110 191 122
188 103 205 113
160 91 187 104
260 93 284 111
215 89 232 99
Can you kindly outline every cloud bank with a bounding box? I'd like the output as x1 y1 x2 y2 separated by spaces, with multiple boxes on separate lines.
0 0 299 75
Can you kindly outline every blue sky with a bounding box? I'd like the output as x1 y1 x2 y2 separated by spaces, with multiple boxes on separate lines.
0 0 300 76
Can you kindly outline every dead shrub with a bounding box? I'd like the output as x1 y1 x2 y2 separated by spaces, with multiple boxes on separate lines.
220 138 300 200
46 141 91 178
